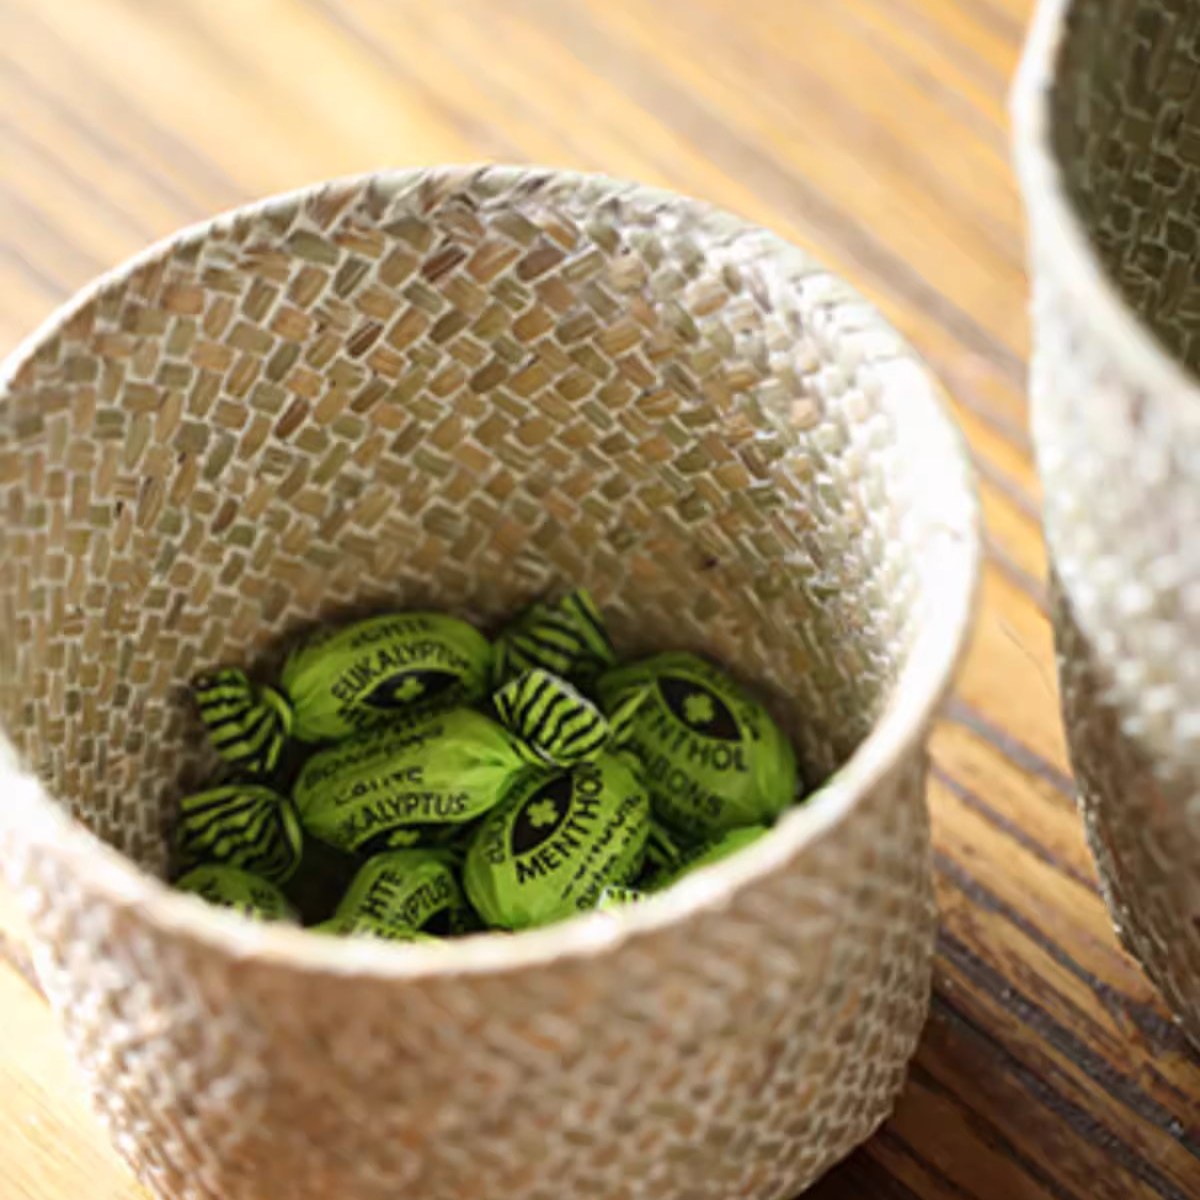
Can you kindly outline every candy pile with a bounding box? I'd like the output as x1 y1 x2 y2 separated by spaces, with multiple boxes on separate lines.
173 592 802 940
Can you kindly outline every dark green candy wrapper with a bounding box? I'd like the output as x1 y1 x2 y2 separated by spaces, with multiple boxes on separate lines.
603 827 768 906
311 914 438 943
641 821 685 878
649 824 769 888
597 652 798 837
293 708 526 853
464 753 650 930
282 612 492 743
175 864 296 921
336 849 475 936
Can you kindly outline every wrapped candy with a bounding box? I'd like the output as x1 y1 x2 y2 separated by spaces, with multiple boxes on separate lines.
603 827 769 906
176 783 304 885
640 821 685 880
492 589 616 688
293 708 529 853
175 863 296 921
649 825 770 888
311 914 439 943
194 613 492 758
281 612 491 742
464 752 650 930
597 653 798 837
334 849 476 936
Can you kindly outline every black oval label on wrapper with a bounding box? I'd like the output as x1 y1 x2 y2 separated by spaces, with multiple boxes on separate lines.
509 773 575 855
464 755 649 928
657 676 741 742
361 668 461 711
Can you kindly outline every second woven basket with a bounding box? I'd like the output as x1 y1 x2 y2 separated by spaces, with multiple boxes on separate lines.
1015 0 1200 1042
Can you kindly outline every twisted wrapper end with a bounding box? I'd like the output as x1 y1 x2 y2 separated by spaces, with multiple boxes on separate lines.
492 589 618 690
191 668 295 779
493 668 613 768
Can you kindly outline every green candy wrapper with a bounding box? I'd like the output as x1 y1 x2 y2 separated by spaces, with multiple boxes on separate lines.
311 914 438 943
191 668 293 778
335 849 476 935
604 827 768 904
492 589 617 689
293 708 526 853
649 824 770 888
176 783 304 885
597 652 798 837
641 821 686 878
464 752 650 930
281 612 492 743
175 864 296 921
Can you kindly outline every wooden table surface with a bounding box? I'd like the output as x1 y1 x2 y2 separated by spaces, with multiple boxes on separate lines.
1 1 1198 1198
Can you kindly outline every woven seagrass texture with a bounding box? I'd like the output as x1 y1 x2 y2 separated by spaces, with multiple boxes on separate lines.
1049 0 1200 372
0 167 978 1200
1016 0 1200 1042
1053 579 1200 1034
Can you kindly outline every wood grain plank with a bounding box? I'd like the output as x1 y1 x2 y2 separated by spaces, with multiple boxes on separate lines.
554 0 1029 348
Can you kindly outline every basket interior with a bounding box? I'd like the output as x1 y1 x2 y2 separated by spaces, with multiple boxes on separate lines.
1049 0 1200 371
0 168 965 878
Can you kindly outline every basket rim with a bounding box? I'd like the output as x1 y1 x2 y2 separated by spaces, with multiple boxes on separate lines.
1009 0 1200 408
0 164 981 981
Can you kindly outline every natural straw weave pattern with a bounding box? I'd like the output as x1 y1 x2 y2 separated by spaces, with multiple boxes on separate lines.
0 167 978 1200
1015 2 1200 1041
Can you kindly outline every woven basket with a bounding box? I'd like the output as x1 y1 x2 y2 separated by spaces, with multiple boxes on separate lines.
0 167 979 1200
1014 2 1200 1040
